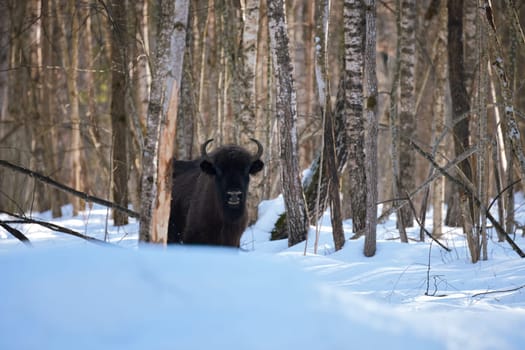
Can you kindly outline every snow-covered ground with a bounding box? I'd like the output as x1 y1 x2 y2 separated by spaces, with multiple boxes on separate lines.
1 195 525 349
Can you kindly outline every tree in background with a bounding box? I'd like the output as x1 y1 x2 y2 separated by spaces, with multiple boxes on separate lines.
363 0 378 257
139 0 189 244
268 0 309 247
397 0 416 232
0 0 8 121
110 0 129 226
240 0 262 224
58 0 84 216
314 0 344 252
344 0 367 238
447 0 476 260
431 0 448 239
1 1 525 259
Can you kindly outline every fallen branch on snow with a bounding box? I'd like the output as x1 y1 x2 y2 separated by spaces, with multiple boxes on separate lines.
0 221 32 246
0 210 111 246
0 159 139 218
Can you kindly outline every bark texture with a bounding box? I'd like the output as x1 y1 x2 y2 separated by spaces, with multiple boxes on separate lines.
447 0 473 228
364 0 378 257
398 0 416 229
110 0 129 226
268 0 309 247
344 0 367 237
431 0 448 238
139 0 189 244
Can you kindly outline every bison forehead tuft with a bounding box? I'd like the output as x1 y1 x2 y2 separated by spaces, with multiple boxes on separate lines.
213 146 251 164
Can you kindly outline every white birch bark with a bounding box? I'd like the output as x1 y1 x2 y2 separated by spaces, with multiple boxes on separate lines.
240 0 261 224
139 0 189 244
484 1 525 202
240 0 259 134
344 0 367 237
267 0 309 246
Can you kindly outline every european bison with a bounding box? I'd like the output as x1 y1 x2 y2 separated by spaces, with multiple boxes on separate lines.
168 139 264 247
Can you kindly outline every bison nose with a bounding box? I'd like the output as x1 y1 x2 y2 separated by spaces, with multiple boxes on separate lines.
226 190 243 206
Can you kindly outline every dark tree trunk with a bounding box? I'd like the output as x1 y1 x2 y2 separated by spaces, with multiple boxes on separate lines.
446 0 473 227
110 0 129 226
324 100 345 251
363 0 378 257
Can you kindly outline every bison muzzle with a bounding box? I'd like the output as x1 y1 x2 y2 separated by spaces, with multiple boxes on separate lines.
168 138 264 247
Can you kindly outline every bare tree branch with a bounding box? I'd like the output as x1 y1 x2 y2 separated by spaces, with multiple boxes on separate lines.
411 140 525 258
404 192 451 252
378 144 478 223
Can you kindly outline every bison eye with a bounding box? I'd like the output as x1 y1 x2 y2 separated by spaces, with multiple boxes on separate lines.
249 159 264 174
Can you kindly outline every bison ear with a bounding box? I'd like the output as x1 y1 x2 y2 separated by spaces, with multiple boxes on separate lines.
200 160 216 175
249 159 264 175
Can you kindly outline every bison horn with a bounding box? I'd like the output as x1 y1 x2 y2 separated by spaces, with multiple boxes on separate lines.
201 139 214 159
250 138 263 160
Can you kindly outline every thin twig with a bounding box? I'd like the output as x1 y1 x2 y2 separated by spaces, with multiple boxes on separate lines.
425 240 433 296
405 191 451 252
486 178 521 213
472 284 525 298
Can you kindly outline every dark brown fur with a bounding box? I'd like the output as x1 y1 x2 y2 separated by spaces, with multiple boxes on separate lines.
168 141 263 247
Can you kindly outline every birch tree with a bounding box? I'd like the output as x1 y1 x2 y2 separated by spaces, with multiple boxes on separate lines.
239 0 259 137
240 0 262 224
268 0 309 246
344 0 367 237
484 0 525 228
139 0 189 244
363 0 378 257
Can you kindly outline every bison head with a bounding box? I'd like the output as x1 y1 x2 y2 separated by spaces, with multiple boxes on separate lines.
199 138 264 220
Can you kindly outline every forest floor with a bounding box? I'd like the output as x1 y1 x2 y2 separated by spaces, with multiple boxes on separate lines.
1 194 525 349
